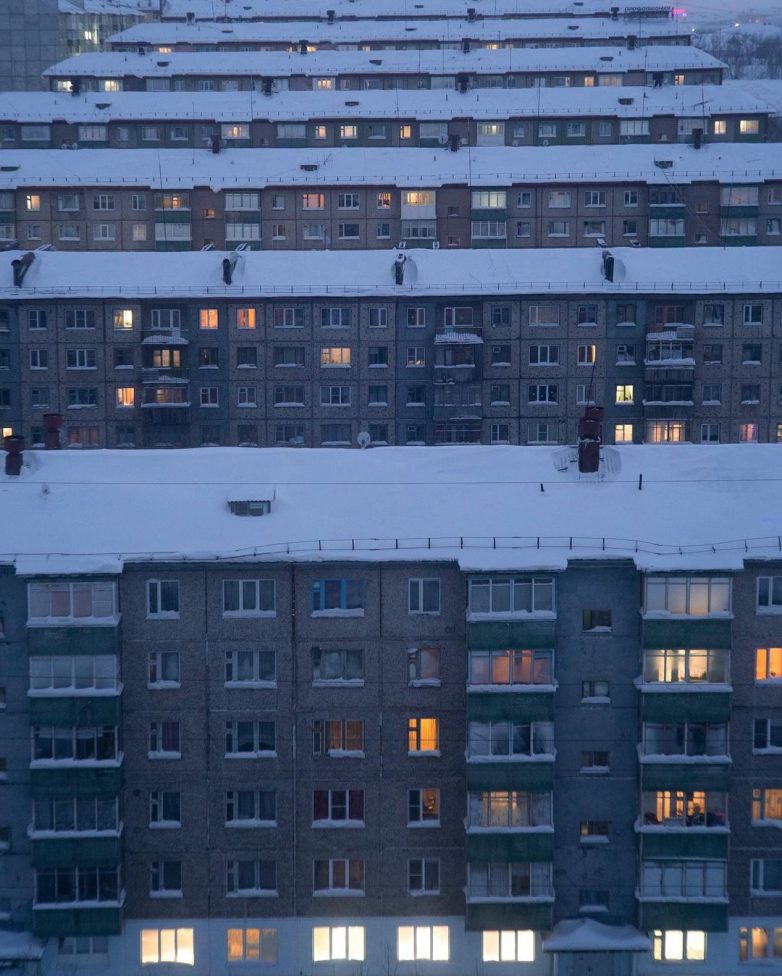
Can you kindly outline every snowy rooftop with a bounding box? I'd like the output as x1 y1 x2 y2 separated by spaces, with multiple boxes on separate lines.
0 82 770 123
1 445 781 576
159 0 673 20
59 0 153 13
4 246 782 298
0 931 45 962
43 45 725 78
110 17 690 45
0 142 778 189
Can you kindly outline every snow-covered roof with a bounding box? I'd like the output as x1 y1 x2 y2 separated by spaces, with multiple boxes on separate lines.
59 0 153 14
3 246 782 298
159 0 673 21
0 82 770 124
110 17 691 45
43 45 725 78
1 444 780 576
0 142 776 189
0 931 45 962
544 920 652 953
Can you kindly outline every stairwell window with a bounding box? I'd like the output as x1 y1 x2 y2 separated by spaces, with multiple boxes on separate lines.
408 718 439 755
151 861 182 898
408 578 440 614
148 721 180 758
409 858 440 894
757 576 782 612
227 860 276 897
222 579 275 617
313 789 364 826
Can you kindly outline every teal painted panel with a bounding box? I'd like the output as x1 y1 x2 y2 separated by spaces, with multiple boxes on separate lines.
32 836 121 868
640 832 728 859
641 764 730 791
468 621 556 650
470 209 508 221
467 763 554 791
643 619 732 649
468 693 554 722
33 907 122 938
467 832 553 862
31 767 122 798
648 237 686 247
641 693 730 723
154 211 192 223
465 902 552 932
28 628 119 655
30 696 120 726
639 902 727 932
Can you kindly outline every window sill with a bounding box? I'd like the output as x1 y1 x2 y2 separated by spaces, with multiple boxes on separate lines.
581 696 611 705
580 836 610 845
147 752 181 760
312 679 365 688
224 752 277 760
311 609 365 619
313 890 365 898
409 750 441 758
468 683 557 694
147 682 181 691
222 611 276 619
409 679 441 689
226 890 278 898
149 891 183 900
467 753 555 764
146 613 180 621
28 686 122 698
26 618 119 629
225 820 276 829
635 679 732 693
312 820 364 829
149 822 181 830
225 681 276 690
466 611 556 623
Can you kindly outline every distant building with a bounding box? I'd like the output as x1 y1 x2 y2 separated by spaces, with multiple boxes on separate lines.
0 0 60 92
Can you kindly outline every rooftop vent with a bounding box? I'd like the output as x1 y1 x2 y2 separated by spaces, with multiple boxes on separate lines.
157 60 170 67
467 7 476 21
326 9 335 22
611 5 620 19
599 56 614 62
43 413 62 451
4 435 24 477
654 159 673 168
228 498 272 516
393 253 406 285
602 249 615 282
577 406 604 474
186 11 194 22
95 101 110 109
344 100 359 106
222 251 239 284
11 251 34 287
300 163 318 171
618 97 633 105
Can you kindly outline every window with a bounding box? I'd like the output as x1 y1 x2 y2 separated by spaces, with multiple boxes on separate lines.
312 647 364 684
642 790 726 829
614 384 634 405
650 931 706 962
65 309 96 330
529 344 559 366
236 308 256 330
302 193 325 210
644 576 731 616
408 788 439 825
408 718 439 754
409 859 439 895
320 385 351 407
227 928 277 963
582 680 610 700
547 220 570 237
408 578 440 614
148 721 180 757
641 722 727 758
149 791 181 828
584 190 606 207
482 931 535 963
408 647 440 684
225 721 275 757
311 579 364 613
756 647 782 682
740 422 759 443
313 926 364 962
468 862 553 899
67 387 97 407
199 387 218 407
222 579 275 616
224 648 275 686
225 790 276 826
469 649 552 686
757 576 782 613
397 926 449 961
529 384 557 404
313 789 364 826
29 349 47 370
640 860 726 899
468 721 554 759
150 861 182 897
469 577 554 616
29 656 118 694
582 610 612 632
140 928 194 966
146 580 179 618
314 858 364 894
744 303 764 325
148 650 180 688
751 859 782 895
703 343 723 365
226 860 276 896
739 926 782 961
753 788 782 821
313 719 364 756
468 791 551 829
27 581 116 624
548 191 571 208
321 346 351 367
643 648 729 684
577 344 596 365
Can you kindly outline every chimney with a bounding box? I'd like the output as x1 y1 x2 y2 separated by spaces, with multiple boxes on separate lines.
299 40 308 55
222 253 239 284
138 44 146 56
186 10 194 22
602 250 614 282
628 34 637 50
211 134 221 153
577 406 604 474
261 77 273 96
692 127 703 149
457 73 469 93
42 413 62 450
462 38 470 54
12 251 34 287
611 5 619 20
326 9 335 23
70 77 81 96
4 435 24 477
393 254 406 285
449 133 460 152
467 7 476 21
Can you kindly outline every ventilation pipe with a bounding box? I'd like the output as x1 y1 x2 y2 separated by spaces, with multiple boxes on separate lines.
186 10 194 22
467 7 476 21
4 435 23 477
393 253 406 285
326 9 335 23
462 38 470 54
457 73 469 93
42 413 62 451
577 406 604 474
222 252 239 284
261 77 273 96
602 250 615 283
628 34 637 50
299 40 308 55
449 133 460 152
611 5 619 20
211 134 221 153
12 252 34 287
692 127 703 149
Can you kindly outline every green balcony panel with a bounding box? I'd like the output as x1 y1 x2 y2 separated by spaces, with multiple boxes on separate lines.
33 907 122 938
30 696 120 727
32 837 121 868
641 693 731 723
468 620 556 650
468 693 553 723
155 241 192 251
648 237 686 247
641 764 730 792
720 237 758 246
649 206 686 219
471 209 508 221
643 619 732 649
471 239 507 249
155 210 193 223
467 832 553 862
465 902 552 932
640 832 728 859
467 763 554 792
275 139 307 148
32 767 122 798
28 628 119 656
720 206 759 218
639 902 727 932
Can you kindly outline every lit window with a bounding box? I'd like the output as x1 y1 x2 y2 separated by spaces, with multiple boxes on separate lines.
116 386 135 408
236 308 256 329
397 926 449 961
614 423 633 443
321 346 351 367
713 119 727 135
400 124 413 139
752 787 782 820
408 788 440 825
482 931 535 963
615 384 634 404
739 926 782 961
740 119 760 134
226 928 277 963
468 791 552 829
312 926 364 962
468 648 552 686
113 309 133 330
408 718 439 754
140 929 194 965
25 194 41 212
643 648 728 684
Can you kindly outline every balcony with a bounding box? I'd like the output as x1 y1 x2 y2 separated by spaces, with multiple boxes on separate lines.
141 367 190 384
141 325 189 345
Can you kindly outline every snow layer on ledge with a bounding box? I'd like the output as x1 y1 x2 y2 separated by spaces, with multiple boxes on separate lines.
0 931 45 962
5 246 782 299
544 919 651 953
1 445 781 576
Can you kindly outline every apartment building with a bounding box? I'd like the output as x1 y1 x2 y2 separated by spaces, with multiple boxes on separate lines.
42 46 725 94
2 245 782 450
2 143 781 253
0 84 775 152
0 443 780 975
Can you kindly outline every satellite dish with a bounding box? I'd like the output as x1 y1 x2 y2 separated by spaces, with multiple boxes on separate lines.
357 431 371 449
